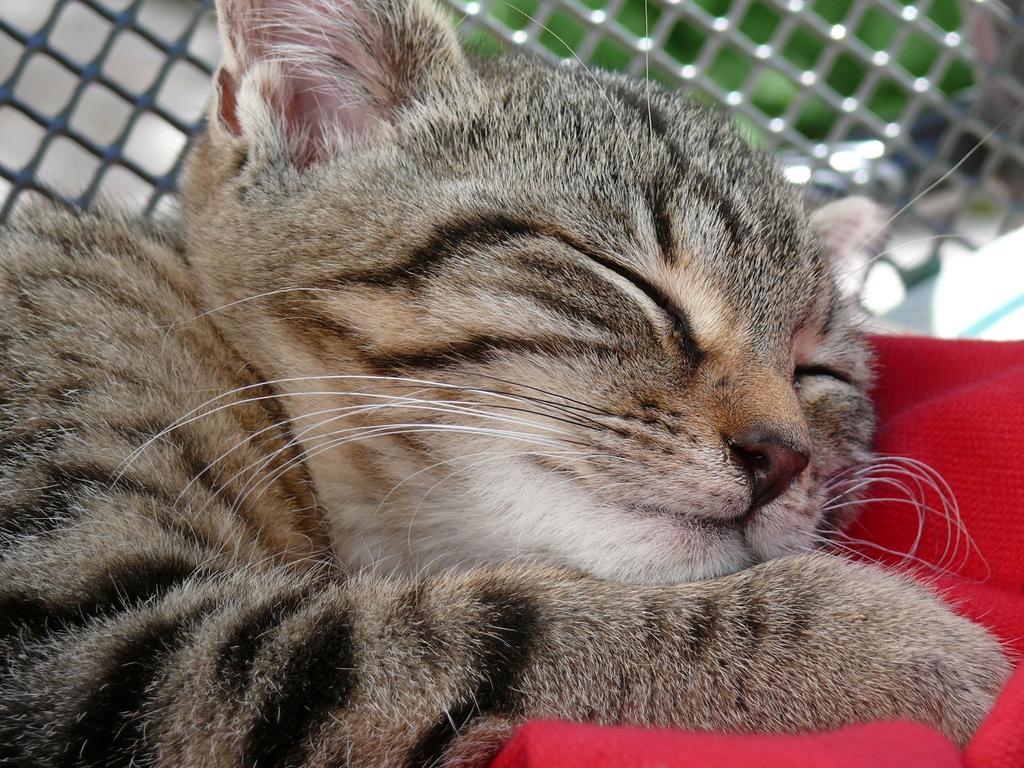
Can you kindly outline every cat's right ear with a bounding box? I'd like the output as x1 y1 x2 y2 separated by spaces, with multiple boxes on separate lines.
212 0 468 167
811 196 888 297
811 196 887 263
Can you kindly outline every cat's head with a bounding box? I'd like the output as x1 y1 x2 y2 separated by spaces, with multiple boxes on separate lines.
184 0 881 583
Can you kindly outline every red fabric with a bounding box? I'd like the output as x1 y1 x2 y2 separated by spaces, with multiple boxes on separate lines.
489 336 1024 768
490 721 963 768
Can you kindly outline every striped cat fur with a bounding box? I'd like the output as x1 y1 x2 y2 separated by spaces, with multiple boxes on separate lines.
0 0 1010 765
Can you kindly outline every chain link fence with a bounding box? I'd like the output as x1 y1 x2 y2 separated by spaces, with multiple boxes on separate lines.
1 0 1022 304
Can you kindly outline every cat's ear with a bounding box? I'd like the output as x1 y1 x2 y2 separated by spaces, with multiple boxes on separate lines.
213 0 467 166
811 196 887 262
806 195 888 294
811 196 888 296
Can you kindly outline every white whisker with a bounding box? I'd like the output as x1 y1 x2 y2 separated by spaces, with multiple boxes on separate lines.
159 286 337 331
821 453 989 579
116 372 611 480
851 101 1024 255
234 423 578 515
507 7 632 149
210 395 589 507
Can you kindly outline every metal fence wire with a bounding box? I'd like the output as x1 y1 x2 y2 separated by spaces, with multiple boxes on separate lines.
0 0 1021 291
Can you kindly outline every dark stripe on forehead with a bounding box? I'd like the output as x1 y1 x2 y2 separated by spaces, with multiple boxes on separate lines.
331 214 536 288
600 85 680 259
364 334 601 374
647 173 679 265
319 214 704 368
606 84 748 260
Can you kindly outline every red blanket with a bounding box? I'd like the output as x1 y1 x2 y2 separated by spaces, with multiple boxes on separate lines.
490 336 1024 768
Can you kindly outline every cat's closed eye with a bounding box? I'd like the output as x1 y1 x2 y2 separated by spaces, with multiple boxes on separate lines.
794 365 854 386
582 250 702 361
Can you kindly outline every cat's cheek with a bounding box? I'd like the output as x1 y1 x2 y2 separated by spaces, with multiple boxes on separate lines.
798 385 875 473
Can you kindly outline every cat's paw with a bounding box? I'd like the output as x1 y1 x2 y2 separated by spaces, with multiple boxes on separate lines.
756 554 1011 746
729 557 1015 749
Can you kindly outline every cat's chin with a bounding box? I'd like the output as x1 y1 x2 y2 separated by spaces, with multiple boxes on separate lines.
576 542 757 585
327 491 762 585
530 508 766 585
570 495 824 584
315 445 825 585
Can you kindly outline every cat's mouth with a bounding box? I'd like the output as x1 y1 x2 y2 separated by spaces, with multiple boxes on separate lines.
629 477 824 570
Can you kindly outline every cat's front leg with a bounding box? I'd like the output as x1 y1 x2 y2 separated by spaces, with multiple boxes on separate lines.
2 546 1007 767
385 554 1009 767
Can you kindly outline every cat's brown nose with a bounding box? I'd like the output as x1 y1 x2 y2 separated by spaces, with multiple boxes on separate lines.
728 428 810 512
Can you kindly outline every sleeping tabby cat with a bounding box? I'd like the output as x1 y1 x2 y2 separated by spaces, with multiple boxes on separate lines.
0 0 1010 765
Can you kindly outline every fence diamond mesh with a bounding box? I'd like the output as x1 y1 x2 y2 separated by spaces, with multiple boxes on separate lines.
0 0 1021 294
